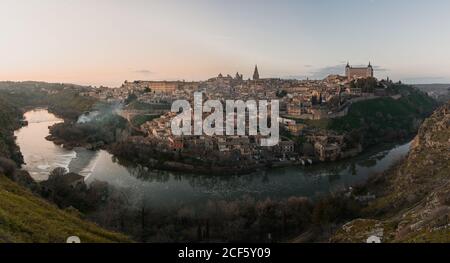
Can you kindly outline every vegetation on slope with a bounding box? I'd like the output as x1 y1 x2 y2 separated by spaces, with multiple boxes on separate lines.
0 82 131 243
331 101 450 243
306 84 438 147
0 97 24 163
48 113 128 149
0 82 99 163
126 100 171 111
0 174 130 243
0 81 97 120
131 114 160 127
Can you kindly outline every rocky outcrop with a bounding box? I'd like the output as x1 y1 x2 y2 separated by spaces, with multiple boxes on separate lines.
331 101 450 243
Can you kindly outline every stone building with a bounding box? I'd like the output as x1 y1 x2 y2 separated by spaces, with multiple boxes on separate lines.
345 62 374 80
122 80 180 94
148 81 180 94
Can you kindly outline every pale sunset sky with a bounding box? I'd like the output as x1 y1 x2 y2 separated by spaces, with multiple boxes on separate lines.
1 0 450 87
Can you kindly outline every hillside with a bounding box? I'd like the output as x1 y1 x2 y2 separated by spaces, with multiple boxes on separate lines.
0 87 130 243
413 84 450 103
0 81 98 120
0 174 130 243
331 101 450 242
0 96 23 163
303 85 438 148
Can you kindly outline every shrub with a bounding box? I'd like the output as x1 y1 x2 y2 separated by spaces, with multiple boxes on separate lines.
0 157 17 179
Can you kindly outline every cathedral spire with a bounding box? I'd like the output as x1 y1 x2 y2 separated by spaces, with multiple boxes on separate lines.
253 65 259 80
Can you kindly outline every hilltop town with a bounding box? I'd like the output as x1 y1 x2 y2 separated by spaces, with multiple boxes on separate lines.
0 62 433 175
69 63 431 173
0 66 442 243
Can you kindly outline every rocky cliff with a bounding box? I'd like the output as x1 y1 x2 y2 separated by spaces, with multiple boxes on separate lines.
331 101 450 242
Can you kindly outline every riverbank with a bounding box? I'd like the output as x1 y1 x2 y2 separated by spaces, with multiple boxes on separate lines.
45 120 414 176
331 101 450 242
14 108 414 242
107 135 413 176
0 105 130 242
41 84 437 176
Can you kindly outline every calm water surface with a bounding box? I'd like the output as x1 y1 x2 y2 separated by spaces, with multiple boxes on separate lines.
15 109 411 207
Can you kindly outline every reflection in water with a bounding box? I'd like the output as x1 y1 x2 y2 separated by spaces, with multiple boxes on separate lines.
16 109 411 208
14 109 77 181
80 132 410 208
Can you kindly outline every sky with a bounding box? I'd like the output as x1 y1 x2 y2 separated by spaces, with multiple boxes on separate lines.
1 0 450 87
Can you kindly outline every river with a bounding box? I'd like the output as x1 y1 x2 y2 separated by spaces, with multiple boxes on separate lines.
15 109 411 208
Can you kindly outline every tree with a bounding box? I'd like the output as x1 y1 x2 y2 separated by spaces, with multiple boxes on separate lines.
0 157 17 179
354 77 377 93
49 167 67 180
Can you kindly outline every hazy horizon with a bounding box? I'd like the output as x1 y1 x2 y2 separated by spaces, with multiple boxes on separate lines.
1 0 450 87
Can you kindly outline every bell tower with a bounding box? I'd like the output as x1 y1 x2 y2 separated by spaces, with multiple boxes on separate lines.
253 65 260 80
367 62 374 77
345 62 351 79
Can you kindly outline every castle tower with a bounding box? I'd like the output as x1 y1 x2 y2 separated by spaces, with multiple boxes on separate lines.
253 65 260 80
345 62 350 77
367 62 374 78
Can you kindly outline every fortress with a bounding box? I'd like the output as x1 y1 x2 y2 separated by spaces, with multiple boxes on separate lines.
122 80 180 94
345 62 374 80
